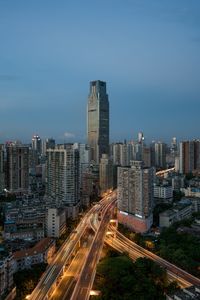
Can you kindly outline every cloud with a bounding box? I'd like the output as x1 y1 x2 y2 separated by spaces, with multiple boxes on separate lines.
64 132 75 138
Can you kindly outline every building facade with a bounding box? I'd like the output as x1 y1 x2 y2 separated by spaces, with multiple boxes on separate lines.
46 144 80 217
41 138 55 156
6 142 29 194
0 254 14 299
154 184 173 200
154 142 167 169
159 200 192 227
179 140 200 174
99 154 113 196
87 80 109 164
0 144 4 193
117 161 154 233
46 208 66 238
32 135 42 155
13 238 55 271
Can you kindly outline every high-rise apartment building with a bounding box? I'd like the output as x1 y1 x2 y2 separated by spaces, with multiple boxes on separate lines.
138 132 144 143
0 144 4 193
112 142 133 167
6 142 29 194
117 161 154 233
142 147 151 167
99 154 113 196
112 141 149 167
42 138 55 156
179 140 200 174
112 143 122 166
32 135 42 155
73 143 90 172
46 144 80 218
171 137 178 153
87 80 109 164
154 142 166 169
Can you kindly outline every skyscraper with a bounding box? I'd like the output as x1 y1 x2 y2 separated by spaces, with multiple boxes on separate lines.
87 80 109 164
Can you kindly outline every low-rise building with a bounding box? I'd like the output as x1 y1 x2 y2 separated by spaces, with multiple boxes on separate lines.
182 197 200 213
13 237 55 272
46 208 66 238
171 175 185 191
166 285 200 300
154 184 173 200
3 197 46 241
4 197 46 224
3 221 44 241
181 187 200 198
159 199 193 228
0 250 14 299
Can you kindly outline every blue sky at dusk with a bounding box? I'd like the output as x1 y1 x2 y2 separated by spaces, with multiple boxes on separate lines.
0 0 200 143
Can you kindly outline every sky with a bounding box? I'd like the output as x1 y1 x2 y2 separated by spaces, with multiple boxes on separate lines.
0 0 200 144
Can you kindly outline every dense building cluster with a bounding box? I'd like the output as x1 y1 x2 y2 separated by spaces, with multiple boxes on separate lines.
0 80 200 298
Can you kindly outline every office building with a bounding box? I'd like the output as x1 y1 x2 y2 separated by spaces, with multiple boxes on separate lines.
87 80 109 164
99 154 113 196
6 142 29 194
117 161 154 233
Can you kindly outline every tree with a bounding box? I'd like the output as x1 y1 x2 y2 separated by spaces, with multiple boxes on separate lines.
95 256 174 300
14 263 47 300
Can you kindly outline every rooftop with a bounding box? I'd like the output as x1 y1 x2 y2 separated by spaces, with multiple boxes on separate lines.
13 237 54 260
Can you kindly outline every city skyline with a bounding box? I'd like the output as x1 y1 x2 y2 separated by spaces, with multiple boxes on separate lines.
0 1 200 142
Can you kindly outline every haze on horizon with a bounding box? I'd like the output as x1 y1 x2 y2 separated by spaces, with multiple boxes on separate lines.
0 0 200 144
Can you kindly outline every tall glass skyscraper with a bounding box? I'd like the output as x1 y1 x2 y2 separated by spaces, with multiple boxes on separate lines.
87 80 109 164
